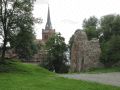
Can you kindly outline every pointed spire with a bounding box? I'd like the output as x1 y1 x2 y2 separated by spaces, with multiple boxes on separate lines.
45 5 52 30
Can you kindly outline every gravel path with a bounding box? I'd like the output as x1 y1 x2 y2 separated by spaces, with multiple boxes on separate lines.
59 72 120 87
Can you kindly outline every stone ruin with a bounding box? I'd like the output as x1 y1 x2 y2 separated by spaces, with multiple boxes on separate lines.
70 29 101 72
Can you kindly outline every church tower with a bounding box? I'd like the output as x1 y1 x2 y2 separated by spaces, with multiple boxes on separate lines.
42 6 55 43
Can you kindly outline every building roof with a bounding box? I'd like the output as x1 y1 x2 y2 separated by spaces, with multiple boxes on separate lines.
45 5 52 30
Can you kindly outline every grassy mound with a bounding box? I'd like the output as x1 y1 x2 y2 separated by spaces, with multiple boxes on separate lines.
0 60 51 74
0 60 120 90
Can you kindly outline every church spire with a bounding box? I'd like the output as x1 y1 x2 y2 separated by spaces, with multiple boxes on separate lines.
45 5 52 30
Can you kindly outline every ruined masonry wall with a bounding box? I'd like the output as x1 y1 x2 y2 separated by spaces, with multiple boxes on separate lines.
70 30 101 72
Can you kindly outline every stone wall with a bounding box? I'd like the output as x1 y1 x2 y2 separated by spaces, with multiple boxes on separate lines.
70 30 101 72
31 50 47 63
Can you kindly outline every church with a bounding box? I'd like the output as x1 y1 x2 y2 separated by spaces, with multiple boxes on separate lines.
42 6 55 43
33 6 55 63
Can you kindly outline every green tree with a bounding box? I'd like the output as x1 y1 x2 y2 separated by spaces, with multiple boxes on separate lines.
99 14 115 42
13 30 37 60
83 16 98 40
99 14 120 67
99 14 120 42
68 34 74 60
101 35 120 67
0 0 35 62
45 33 68 73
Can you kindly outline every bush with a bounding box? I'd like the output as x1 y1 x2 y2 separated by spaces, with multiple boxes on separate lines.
40 55 69 73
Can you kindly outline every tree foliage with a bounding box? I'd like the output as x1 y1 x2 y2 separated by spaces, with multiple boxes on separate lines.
100 35 120 67
99 14 120 67
14 30 38 60
83 16 98 40
68 34 74 60
0 0 36 62
99 14 120 42
43 33 69 73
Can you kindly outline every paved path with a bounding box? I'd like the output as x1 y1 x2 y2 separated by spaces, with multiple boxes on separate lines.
59 72 120 87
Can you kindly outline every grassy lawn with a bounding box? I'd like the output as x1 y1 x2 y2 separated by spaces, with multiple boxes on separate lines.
83 67 120 74
0 61 120 90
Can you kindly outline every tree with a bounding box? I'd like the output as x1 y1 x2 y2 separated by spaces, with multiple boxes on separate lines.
99 14 120 67
99 14 120 42
44 33 68 73
13 30 38 60
101 35 120 67
82 16 98 40
99 14 115 42
0 0 35 62
68 34 74 60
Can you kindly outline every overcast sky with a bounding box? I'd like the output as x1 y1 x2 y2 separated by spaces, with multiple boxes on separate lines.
33 0 120 43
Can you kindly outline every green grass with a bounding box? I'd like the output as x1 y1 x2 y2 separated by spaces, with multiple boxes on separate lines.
0 61 120 90
84 67 120 74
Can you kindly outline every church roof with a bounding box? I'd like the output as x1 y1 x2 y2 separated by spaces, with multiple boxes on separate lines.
45 6 52 30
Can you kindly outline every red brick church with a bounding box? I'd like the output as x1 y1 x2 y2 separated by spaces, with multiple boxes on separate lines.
33 6 55 63
42 6 55 43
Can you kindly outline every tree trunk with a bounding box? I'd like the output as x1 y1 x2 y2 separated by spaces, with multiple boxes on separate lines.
1 20 8 63
0 0 8 63
1 38 7 63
